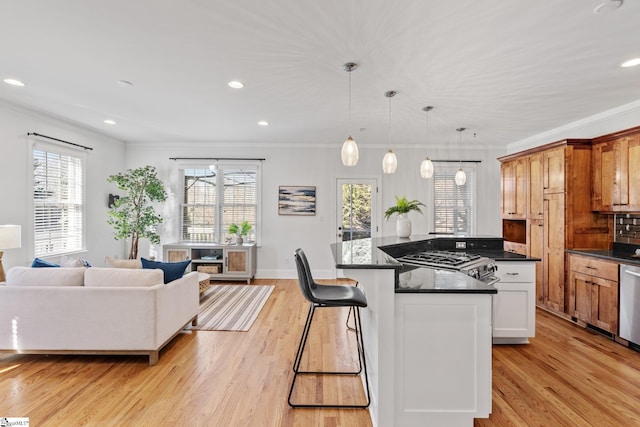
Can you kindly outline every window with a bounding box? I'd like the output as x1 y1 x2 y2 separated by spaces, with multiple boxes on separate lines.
433 164 475 235
182 163 260 244
33 145 85 257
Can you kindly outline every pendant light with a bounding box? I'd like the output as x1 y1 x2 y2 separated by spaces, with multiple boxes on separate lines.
341 62 359 166
454 127 467 186
420 106 434 179
382 90 397 174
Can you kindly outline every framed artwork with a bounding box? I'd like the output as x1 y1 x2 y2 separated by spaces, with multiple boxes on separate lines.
278 186 316 215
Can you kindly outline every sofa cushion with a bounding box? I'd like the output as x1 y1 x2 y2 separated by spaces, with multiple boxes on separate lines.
84 267 163 287
141 258 191 284
105 256 142 269
31 258 60 268
6 266 85 286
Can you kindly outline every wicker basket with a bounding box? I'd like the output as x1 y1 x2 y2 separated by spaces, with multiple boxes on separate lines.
197 265 221 274
199 278 211 294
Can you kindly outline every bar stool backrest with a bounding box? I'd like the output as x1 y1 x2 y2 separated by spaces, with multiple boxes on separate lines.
294 248 319 304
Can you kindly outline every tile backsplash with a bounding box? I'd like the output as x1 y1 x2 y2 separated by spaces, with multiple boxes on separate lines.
615 214 640 244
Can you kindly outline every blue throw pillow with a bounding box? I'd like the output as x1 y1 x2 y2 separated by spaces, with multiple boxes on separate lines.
31 258 60 268
141 258 191 284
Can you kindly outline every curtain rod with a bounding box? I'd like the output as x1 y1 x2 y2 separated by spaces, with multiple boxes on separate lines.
169 157 265 161
432 160 482 163
27 132 93 151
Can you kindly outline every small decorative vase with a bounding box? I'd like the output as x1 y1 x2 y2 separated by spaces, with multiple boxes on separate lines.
236 236 244 246
396 213 412 238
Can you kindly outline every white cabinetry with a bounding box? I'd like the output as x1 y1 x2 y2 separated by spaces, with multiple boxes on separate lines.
493 261 536 344
163 242 257 284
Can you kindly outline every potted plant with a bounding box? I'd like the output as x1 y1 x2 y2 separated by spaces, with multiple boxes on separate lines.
228 220 252 245
384 195 425 238
107 165 167 259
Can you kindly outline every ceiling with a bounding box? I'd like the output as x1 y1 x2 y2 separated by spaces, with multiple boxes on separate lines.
1 0 640 149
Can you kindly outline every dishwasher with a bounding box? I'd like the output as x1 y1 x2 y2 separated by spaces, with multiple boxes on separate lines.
620 264 640 346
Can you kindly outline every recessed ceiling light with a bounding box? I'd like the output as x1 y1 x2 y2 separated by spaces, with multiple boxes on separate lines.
593 0 623 14
104 119 117 125
117 80 133 87
257 121 269 126
228 81 244 89
3 78 25 87
621 57 640 68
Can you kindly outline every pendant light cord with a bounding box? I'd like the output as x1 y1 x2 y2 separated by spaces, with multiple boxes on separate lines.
348 70 352 135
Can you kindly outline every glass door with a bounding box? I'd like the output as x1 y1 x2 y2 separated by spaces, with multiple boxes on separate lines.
336 179 378 243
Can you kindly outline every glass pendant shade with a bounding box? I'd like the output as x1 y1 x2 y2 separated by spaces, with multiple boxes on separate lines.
382 149 398 174
341 136 359 166
420 157 434 178
455 168 467 186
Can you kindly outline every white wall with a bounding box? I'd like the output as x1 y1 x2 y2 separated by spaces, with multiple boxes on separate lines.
0 101 127 270
125 141 504 279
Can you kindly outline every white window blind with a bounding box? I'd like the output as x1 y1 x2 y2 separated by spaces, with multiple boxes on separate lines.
433 164 475 235
33 147 84 256
182 163 260 243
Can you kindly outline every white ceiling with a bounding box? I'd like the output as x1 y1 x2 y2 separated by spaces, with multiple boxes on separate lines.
1 0 640 148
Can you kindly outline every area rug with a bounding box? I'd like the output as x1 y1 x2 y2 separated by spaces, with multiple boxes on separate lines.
188 284 274 331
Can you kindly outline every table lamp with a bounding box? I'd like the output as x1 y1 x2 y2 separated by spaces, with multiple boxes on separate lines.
0 225 22 282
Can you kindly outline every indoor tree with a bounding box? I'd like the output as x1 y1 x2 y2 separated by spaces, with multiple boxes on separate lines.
107 165 167 259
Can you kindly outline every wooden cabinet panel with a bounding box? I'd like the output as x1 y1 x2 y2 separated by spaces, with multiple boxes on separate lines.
527 153 544 219
528 219 544 305
568 254 619 334
592 133 640 212
544 193 565 312
163 243 256 283
501 158 526 218
543 147 565 194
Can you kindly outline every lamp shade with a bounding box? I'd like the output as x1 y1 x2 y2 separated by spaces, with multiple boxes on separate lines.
420 157 434 179
455 168 467 186
0 225 21 249
382 149 397 174
341 136 359 166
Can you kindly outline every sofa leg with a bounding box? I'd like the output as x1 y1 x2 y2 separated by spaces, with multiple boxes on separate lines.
149 351 159 366
192 315 198 327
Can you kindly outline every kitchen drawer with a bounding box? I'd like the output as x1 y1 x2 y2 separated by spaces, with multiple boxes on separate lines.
568 254 619 281
495 262 535 283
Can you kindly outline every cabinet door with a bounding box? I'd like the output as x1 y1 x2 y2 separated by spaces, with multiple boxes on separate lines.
166 248 190 262
528 219 544 305
226 249 248 274
592 141 618 211
625 135 640 211
592 276 618 334
527 153 544 219
501 159 526 218
543 193 565 312
569 271 592 323
543 147 565 194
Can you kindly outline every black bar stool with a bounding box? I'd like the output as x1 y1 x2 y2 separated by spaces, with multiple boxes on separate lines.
288 248 370 408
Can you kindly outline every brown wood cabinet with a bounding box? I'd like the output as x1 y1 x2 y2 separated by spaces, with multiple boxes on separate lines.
568 253 619 334
499 140 610 315
501 157 527 218
527 153 544 219
592 128 640 212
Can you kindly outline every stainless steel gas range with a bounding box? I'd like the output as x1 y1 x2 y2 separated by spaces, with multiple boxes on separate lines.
395 250 499 284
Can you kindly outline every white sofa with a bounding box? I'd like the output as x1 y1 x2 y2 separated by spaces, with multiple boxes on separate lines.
0 266 199 365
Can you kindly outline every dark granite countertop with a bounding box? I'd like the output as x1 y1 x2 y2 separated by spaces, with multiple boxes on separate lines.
330 235 539 270
396 266 497 294
566 242 640 266
330 235 536 294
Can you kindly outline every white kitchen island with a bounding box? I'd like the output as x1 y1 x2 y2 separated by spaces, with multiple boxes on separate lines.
332 237 496 427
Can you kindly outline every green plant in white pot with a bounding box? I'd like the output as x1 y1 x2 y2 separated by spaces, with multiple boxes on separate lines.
228 220 252 245
384 196 425 238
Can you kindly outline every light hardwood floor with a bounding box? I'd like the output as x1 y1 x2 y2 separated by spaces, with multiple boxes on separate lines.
1 279 640 426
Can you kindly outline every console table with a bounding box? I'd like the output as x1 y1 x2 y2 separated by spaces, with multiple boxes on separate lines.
163 242 257 284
